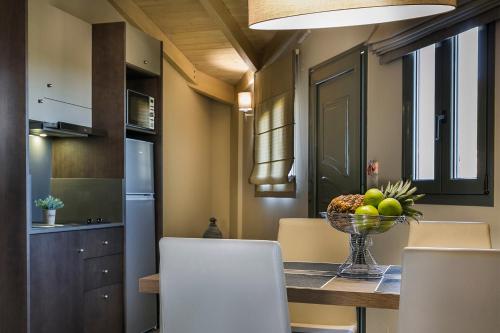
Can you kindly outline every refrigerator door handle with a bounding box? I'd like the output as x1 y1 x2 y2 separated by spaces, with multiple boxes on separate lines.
126 194 155 201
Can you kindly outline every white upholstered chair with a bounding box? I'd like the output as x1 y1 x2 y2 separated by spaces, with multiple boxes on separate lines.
278 218 357 333
408 221 492 249
159 237 291 333
398 247 500 333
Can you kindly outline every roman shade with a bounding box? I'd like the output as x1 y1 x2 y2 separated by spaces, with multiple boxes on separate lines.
371 0 500 63
249 52 296 196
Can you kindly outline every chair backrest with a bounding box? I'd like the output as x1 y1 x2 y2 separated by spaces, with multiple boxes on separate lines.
277 218 350 263
277 218 356 327
408 221 492 249
399 247 500 333
159 237 291 333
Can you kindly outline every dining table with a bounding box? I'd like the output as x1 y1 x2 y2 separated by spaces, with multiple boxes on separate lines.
138 262 401 333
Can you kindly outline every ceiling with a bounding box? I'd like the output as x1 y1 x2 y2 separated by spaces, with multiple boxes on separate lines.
132 0 276 84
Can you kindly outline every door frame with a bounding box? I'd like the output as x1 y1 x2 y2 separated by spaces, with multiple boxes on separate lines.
308 44 368 217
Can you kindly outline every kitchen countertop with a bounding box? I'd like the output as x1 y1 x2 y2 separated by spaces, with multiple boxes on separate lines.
29 222 124 234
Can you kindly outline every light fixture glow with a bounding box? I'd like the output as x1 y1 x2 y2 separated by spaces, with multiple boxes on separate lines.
249 1 456 30
238 92 253 113
39 133 47 138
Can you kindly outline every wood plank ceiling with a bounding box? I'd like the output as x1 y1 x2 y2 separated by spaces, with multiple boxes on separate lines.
132 0 276 84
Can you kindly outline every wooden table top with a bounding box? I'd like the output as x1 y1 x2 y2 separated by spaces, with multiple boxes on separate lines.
139 263 400 310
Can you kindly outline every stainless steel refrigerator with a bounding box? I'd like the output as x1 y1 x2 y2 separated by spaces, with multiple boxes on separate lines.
125 138 158 333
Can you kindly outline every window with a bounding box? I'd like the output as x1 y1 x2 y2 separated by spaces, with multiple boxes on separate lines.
249 52 296 197
402 24 494 205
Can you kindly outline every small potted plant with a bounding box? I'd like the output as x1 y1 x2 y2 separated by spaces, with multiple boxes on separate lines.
35 195 64 225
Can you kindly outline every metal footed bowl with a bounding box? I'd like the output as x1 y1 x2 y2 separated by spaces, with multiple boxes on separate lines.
321 211 407 279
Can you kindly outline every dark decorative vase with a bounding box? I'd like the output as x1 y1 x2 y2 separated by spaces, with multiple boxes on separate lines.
203 217 223 238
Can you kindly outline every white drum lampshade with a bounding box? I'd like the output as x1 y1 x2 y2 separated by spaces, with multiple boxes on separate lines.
249 0 457 30
238 92 253 112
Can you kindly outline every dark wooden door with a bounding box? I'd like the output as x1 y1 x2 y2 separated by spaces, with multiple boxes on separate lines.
309 46 367 216
30 231 84 333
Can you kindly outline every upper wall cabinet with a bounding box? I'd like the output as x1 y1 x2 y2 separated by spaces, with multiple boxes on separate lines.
126 24 161 76
28 1 92 127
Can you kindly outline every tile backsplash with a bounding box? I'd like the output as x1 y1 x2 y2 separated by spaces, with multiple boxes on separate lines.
49 178 123 223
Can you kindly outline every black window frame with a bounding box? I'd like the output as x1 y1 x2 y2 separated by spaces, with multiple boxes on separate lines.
402 23 495 206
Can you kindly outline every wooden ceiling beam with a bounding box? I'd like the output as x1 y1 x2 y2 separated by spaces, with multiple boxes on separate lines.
261 30 310 69
108 0 235 104
236 70 254 92
188 70 236 105
198 0 260 72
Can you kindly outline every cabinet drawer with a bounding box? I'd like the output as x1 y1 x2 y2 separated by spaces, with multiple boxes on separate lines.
81 227 123 258
84 255 123 291
84 284 123 333
126 24 161 76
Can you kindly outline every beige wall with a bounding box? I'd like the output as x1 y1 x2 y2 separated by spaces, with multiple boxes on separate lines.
368 22 500 262
163 60 232 238
240 26 376 240
240 22 500 333
49 0 123 23
52 0 234 239
210 102 232 236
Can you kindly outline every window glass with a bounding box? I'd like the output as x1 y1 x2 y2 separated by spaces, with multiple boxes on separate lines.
453 28 479 179
414 44 436 180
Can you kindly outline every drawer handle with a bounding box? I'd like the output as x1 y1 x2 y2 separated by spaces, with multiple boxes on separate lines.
102 269 110 274
102 294 109 300
78 248 86 253
143 60 149 65
102 240 109 245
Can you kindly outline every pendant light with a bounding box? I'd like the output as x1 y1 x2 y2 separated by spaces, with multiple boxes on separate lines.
249 0 456 30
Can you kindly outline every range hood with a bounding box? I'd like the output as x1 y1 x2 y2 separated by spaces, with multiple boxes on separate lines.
29 120 106 138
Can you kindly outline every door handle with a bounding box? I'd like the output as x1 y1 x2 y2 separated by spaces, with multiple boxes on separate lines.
321 176 329 182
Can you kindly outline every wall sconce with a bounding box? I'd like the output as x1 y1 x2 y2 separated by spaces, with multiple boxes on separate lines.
238 92 253 116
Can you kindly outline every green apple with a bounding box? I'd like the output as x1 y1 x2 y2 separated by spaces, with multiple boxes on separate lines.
354 205 379 233
378 198 403 216
355 205 379 216
363 188 384 207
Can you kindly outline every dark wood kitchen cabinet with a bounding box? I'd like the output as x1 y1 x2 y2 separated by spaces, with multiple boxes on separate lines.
30 231 84 333
84 284 124 333
30 227 124 333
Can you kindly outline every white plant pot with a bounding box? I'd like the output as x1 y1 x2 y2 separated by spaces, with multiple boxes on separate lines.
43 209 57 225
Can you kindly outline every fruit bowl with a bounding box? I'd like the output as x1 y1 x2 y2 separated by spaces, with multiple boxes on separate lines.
324 211 407 236
324 180 424 279
320 211 408 279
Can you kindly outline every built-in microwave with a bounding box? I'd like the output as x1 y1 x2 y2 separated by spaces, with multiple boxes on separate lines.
127 89 155 131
